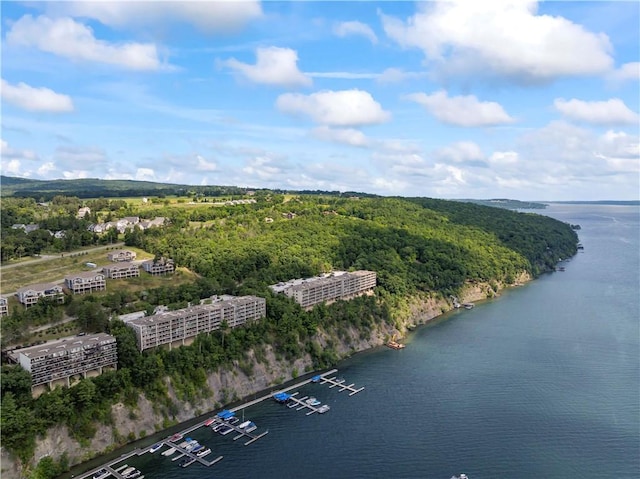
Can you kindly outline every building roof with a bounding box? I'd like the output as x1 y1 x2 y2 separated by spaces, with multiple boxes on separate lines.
16 282 63 294
12 333 116 360
64 271 106 280
127 295 264 328
103 261 137 270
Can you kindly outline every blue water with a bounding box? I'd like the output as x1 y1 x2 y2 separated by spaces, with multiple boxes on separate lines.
77 204 640 479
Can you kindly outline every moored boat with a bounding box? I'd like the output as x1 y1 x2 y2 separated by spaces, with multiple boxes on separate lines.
149 442 163 453
317 404 331 414
196 447 212 457
161 447 176 456
238 420 252 429
244 421 257 433
92 468 110 479
169 433 182 442
305 397 321 406
204 418 215 426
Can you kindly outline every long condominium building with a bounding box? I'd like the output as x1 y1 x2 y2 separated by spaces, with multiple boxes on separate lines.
126 295 266 351
9 333 118 396
270 270 377 308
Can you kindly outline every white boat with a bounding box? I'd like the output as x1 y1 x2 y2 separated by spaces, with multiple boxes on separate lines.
317 404 331 414
92 469 110 479
120 467 135 477
305 397 321 407
127 471 141 479
238 420 252 429
161 447 176 456
196 448 212 457
149 442 163 453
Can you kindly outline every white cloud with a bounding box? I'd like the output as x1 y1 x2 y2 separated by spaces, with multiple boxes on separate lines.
242 156 288 181
276 89 391 127
608 62 640 83
488 151 519 166
47 1 262 33
1 139 40 162
196 154 218 172
222 47 312 88
434 141 486 164
333 21 378 44
405 90 515 127
6 15 165 71
311 126 370 147
135 168 156 181
554 98 639 125
54 146 107 167
381 1 613 83
1 79 74 113
307 71 379 80
376 68 428 84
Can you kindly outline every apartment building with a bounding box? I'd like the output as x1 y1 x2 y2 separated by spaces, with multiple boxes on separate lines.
9 333 117 396
141 257 175 275
0 296 8 316
127 295 266 351
64 271 106 294
270 270 377 309
102 262 140 279
16 283 65 307
107 249 137 262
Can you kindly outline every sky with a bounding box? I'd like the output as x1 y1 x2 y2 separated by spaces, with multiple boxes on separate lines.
1 0 639 201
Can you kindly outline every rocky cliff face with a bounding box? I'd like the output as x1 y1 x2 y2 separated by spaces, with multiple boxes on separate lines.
2 277 528 478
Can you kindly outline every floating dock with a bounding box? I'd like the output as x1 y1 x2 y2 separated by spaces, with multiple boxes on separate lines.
313 375 365 396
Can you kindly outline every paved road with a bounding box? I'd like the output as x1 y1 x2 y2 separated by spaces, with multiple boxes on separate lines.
0 242 125 270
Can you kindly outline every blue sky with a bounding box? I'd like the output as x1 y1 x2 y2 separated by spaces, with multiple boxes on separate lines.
1 1 638 201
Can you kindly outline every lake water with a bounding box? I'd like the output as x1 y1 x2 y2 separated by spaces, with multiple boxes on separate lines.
76 204 640 479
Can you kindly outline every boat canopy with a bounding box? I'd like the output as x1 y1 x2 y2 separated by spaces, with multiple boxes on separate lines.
216 409 235 419
272 392 291 402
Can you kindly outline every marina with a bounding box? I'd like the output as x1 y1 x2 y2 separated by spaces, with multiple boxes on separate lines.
75 369 361 479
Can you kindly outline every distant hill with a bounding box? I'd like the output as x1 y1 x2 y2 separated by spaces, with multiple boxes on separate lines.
0 176 248 199
454 198 548 210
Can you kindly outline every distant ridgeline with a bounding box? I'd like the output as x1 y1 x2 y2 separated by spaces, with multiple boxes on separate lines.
452 198 547 209
0 176 249 199
0 176 377 200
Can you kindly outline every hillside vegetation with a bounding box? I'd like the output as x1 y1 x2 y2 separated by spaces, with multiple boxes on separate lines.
0 189 578 475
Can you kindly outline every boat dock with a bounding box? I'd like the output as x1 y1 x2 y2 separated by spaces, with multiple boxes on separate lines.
313 375 365 396
75 368 355 478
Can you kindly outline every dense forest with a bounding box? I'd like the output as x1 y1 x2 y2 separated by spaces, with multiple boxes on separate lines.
0 187 578 474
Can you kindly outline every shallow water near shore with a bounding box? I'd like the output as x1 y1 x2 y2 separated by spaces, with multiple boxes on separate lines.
72 203 639 479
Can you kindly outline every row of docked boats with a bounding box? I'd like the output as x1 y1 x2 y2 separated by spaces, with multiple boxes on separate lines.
113 464 143 479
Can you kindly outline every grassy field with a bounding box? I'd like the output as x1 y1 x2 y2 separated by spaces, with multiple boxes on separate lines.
0 246 154 293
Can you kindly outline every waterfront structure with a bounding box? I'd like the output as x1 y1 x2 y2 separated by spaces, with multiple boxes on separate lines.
102 262 140 279
64 271 106 294
107 249 137 262
16 283 65 307
270 270 377 308
141 257 175 275
126 295 266 351
0 296 8 316
8 333 117 396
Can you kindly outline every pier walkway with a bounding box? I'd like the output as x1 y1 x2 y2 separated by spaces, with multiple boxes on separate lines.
315 375 365 396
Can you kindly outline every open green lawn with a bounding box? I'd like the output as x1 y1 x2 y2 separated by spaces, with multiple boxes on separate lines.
0 246 154 293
